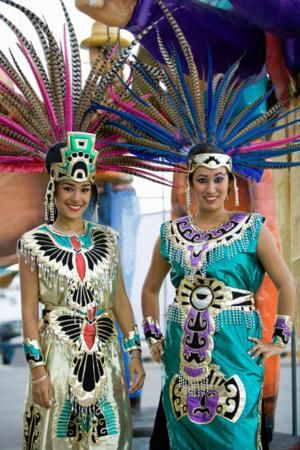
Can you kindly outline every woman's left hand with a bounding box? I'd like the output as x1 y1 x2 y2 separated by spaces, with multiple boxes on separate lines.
129 357 146 393
248 337 285 365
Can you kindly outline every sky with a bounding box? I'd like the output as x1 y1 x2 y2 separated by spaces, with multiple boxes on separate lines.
0 0 172 214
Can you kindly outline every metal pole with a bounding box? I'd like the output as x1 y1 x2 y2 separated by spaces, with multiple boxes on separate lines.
291 327 298 436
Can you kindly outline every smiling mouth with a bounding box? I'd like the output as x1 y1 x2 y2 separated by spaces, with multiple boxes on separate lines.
67 205 82 211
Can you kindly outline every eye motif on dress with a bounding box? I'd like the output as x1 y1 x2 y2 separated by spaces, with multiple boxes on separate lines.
48 307 116 407
177 276 226 380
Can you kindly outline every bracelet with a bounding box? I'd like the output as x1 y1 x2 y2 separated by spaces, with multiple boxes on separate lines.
122 325 141 353
130 355 142 360
142 316 164 348
272 315 293 348
31 374 48 385
23 338 45 369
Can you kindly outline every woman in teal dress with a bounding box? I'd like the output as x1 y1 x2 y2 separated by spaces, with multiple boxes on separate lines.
88 6 296 447
86 11 297 448
141 144 295 450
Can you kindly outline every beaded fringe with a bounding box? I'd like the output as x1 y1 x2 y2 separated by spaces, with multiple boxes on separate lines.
167 303 262 331
163 214 260 277
18 236 118 309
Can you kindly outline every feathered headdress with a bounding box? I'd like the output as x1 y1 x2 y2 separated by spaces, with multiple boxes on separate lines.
90 0 300 206
0 0 179 192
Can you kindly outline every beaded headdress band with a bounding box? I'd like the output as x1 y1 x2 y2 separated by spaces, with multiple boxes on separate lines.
188 153 232 174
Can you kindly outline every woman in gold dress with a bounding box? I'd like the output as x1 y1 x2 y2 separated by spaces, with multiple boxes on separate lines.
19 133 145 449
0 1 151 448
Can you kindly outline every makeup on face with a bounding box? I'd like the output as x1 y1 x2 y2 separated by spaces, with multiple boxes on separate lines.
55 180 92 219
191 167 229 210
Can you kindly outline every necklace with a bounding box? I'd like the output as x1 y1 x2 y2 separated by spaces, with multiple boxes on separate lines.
189 212 232 233
49 220 87 236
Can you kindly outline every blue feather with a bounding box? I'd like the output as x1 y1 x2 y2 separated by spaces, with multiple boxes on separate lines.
216 76 257 142
208 61 239 142
91 101 180 145
115 72 148 107
174 50 201 138
222 89 275 146
205 45 213 130
230 115 300 149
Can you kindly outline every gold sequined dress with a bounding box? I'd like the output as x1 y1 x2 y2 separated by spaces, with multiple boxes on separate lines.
18 222 131 450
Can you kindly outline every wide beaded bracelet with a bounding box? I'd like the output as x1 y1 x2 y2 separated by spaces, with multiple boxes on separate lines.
23 338 45 369
122 326 142 353
272 315 293 348
142 316 163 348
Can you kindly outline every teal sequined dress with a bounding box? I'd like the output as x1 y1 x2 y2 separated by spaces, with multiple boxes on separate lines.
160 212 265 450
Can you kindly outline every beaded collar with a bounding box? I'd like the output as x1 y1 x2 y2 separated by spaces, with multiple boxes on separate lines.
163 212 260 276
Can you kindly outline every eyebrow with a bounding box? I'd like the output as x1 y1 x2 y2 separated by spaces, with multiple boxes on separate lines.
196 172 226 177
61 182 90 187
61 182 75 187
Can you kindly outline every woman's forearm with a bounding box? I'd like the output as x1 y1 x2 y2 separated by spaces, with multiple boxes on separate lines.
142 287 160 321
276 279 296 321
112 296 136 336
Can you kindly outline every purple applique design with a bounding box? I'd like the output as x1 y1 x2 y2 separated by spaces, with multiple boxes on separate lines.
182 309 214 371
273 315 293 346
170 276 247 425
167 212 254 272
170 365 246 424
186 388 219 424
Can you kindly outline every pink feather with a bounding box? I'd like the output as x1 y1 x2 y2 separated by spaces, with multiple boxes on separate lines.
95 135 120 150
0 132 45 156
63 25 73 132
238 133 300 154
0 156 45 173
18 39 60 139
0 115 47 150
108 85 159 125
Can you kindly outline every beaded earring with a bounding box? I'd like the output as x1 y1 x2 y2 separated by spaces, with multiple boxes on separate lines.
92 202 99 223
186 181 191 211
44 175 55 223
233 176 239 207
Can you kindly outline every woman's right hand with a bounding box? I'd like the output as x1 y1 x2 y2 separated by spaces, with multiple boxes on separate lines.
150 341 164 363
31 368 55 409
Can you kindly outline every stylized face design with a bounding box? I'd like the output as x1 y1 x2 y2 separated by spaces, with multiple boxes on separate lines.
191 166 229 213
186 389 219 424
